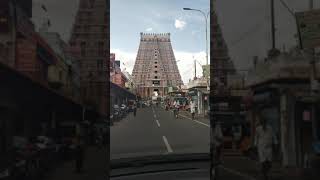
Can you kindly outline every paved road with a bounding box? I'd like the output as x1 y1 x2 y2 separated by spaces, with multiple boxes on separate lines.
111 106 210 159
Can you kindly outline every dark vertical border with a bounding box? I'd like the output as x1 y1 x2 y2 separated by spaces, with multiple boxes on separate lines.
106 0 110 179
209 1 214 179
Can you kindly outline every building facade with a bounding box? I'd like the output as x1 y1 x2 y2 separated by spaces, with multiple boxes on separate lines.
69 0 108 115
132 33 183 98
245 52 320 168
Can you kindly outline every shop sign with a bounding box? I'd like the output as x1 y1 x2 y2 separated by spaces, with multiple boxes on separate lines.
303 110 311 121
296 9 320 48
202 65 210 78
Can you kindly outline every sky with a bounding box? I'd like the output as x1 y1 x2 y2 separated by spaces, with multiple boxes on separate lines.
31 0 318 83
215 0 319 72
110 0 210 84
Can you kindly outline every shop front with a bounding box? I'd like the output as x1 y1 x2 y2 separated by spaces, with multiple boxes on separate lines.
248 84 320 168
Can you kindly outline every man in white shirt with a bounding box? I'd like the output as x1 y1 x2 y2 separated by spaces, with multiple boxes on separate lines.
212 122 224 164
190 100 196 120
254 116 278 180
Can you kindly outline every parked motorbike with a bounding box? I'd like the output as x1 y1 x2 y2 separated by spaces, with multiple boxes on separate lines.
120 104 128 117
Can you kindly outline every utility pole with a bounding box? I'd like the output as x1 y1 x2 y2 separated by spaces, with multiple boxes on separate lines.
309 0 314 10
271 0 276 49
194 59 197 80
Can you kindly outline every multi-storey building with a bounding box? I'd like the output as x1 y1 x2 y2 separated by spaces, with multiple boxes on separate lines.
132 33 183 98
110 53 128 88
69 0 108 114
40 31 81 101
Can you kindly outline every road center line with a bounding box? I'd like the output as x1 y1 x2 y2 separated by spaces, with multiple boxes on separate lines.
155 120 160 127
221 166 257 180
179 114 210 127
162 136 173 153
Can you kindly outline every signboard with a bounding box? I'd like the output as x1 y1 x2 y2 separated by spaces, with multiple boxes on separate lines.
296 9 320 48
202 65 210 78
303 110 311 121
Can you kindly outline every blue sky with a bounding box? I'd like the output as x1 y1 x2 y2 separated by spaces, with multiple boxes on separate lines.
111 0 210 83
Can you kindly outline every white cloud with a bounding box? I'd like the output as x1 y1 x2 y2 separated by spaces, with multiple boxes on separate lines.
110 49 136 74
146 27 153 32
174 19 186 30
174 50 208 84
111 49 209 85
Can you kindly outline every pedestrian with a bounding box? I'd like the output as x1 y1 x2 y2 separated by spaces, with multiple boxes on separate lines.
74 135 85 173
173 100 180 118
254 116 278 180
190 100 196 120
212 122 224 164
133 102 137 116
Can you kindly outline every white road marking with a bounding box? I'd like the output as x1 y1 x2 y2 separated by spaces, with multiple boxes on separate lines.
179 114 210 127
156 120 160 127
194 120 210 127
162 136 173 153
221 167 257 180
154 114 156 118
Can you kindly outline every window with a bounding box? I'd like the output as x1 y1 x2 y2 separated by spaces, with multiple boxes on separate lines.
154 62 157 64
154 76 158 79
154 71 157 73
155 66 157 68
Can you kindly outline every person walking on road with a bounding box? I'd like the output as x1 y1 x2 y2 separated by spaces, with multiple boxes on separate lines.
254 116 278 180
190 100 196 120
212 122 224 164
133 101 137 116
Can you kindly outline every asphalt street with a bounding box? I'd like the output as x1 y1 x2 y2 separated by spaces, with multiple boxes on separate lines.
110 106 265 179
110 105 210 159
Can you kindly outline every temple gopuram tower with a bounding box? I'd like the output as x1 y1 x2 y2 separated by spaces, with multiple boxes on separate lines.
132 33 183 98
211 0 235 86
69 0 108 114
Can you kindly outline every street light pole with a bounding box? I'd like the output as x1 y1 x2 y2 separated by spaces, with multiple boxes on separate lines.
183 8 209 65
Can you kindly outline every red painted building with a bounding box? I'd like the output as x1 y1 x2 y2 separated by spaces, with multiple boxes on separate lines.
110 53 127 88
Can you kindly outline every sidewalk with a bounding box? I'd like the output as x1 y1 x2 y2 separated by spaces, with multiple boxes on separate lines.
222 156 319 180
44 146 108 180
